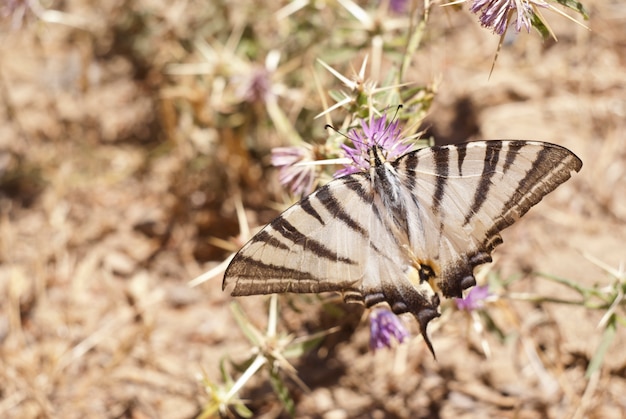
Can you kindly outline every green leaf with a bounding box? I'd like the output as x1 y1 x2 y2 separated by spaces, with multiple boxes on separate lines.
479 311 507 342
536 272 592 298
554 0 589 19
220 358 234 386
231 355 260 374
585 315 617 378
328 89 345 103
196 404 219 419
530 12 551 39
283 326 339 358
489 271 523 290
269 368 296 417
234 402 254 418
230 302 263 347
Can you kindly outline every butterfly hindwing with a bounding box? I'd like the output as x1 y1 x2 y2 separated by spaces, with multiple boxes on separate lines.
394 141 582 299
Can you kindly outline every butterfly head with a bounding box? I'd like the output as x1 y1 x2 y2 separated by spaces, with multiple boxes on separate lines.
335 115 413 177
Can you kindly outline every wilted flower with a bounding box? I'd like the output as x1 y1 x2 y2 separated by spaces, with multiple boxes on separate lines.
455 285 491 311
470 0 547 35
271 146 317 196
236 66 272 104
1 0 28 29
229 50 283 107
336 115 413 177
369 308 410 351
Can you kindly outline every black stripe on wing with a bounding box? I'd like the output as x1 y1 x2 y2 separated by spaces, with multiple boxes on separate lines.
487 144 582 239
463 140 503 225
271 216 357 264
228 256 358 295
316 180 369 238
300 195 325 225
250 230 290 251
431 146 449 214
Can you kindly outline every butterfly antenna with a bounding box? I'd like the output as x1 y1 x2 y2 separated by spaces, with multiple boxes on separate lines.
372 104 404 152
325 124 367 149
391 104 403 120
324 124 350 140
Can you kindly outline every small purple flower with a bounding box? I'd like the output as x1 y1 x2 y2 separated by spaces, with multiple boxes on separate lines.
389 0 408 14
237 67 272 104
455 285 491 312
271 146 316 196
369 308 410 351
470 0 546 35
336 115 413 177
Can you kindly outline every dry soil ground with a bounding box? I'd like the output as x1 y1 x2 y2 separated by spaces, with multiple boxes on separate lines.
0 1 625 418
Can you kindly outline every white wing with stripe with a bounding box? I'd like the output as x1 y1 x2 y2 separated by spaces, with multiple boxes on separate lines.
223 140 582 355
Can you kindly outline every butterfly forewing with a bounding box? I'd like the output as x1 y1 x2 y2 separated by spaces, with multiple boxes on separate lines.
224 174 376 296
223 140 582 355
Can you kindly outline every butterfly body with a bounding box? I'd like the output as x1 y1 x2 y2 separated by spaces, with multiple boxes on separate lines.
223 140 582 355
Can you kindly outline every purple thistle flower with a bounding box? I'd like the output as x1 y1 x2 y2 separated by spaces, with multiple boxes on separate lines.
470 0 546 35
369 308 410 351
335 115 413 177
455 285 491 312
271 146 316 196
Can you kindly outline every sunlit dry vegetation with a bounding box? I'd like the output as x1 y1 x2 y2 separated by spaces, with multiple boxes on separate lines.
0 0 625 417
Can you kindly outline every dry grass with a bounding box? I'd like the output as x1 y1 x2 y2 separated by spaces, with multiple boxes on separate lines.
1 0 625 418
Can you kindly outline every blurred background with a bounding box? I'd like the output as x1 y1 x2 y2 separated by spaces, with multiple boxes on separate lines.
0 0 624 417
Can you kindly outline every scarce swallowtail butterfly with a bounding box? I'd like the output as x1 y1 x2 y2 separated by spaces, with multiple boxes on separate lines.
223 123 582 356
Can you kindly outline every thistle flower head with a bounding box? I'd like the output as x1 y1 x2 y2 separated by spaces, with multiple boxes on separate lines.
455 285 491 311
369 308 410 351
271 146 317 196
470 0 547 35
336 115 412 177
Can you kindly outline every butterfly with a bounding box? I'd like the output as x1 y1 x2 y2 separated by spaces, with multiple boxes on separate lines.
223 139 582 355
